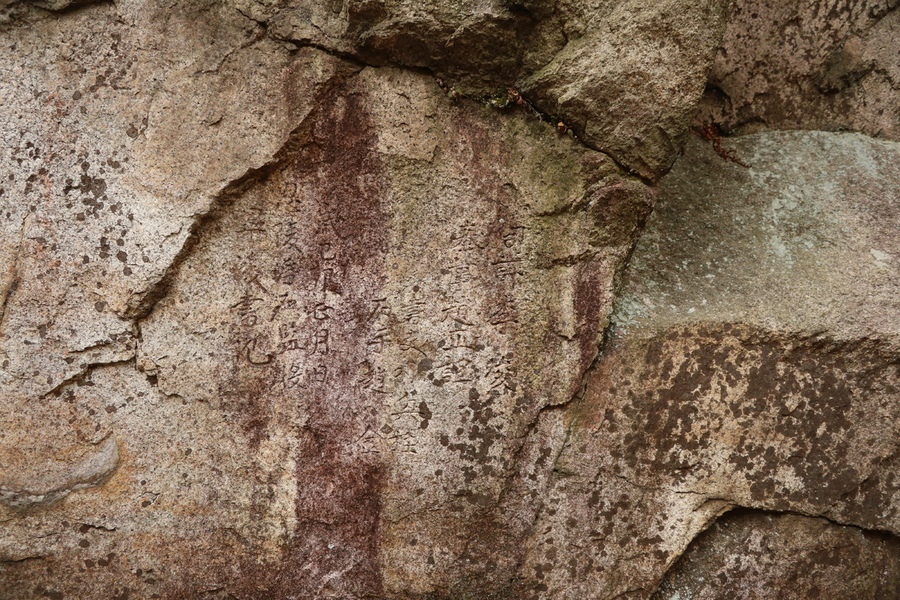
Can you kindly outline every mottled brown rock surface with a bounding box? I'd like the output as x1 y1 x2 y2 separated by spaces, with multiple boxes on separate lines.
653 509 900 600
514 131 899 599
0 1 898 599
696 0 900 138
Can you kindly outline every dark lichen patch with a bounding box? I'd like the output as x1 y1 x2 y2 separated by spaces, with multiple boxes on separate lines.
583 323 900 522
441 387 504 468
418 401 432 429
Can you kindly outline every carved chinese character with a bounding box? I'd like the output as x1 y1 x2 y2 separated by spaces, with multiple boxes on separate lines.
493 258 524 279
310 363 328 383
502 225 525 249
357 361 394 394
278 337 305 354
231 294 263 327
488 301 518 327
313 328 329 355
242 337 273 366
313 303 334 320
450 221 484 253
389 430 418 453
352 426 382 456
284 363 303 388
390 390 419 418
368 297 391 321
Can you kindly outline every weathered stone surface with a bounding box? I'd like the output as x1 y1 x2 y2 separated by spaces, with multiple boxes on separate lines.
240 0 728 179
0 436 118 509
511 132 900 598
0 0 350 545
23 0 100 10
0 0 349 398
0 4 355 597
653 510 900 600
0 4 654 591
614 132 900 343
519 0 728 180
695 0 900 138
1 0 898 598
136 66 651 598
0 365 285 599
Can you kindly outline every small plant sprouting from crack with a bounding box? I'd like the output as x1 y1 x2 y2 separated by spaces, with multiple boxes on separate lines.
436 77 463 101
436 78 578 140
693 123 750 168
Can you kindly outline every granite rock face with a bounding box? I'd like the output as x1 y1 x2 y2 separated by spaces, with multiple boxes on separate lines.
1 1 899 599
695 0 900 138
514 132 900 599
231 0 729 179
136 66 651 598
654 509 900 600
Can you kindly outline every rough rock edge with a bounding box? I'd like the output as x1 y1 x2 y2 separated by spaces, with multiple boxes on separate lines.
0 436 119 509
236 7 659 184
649 505 900 598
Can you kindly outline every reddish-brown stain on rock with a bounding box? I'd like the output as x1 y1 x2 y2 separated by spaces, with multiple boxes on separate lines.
266 80 389 599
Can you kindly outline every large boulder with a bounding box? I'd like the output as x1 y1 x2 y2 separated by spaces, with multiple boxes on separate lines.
512 131 900 598
1 0 897 598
